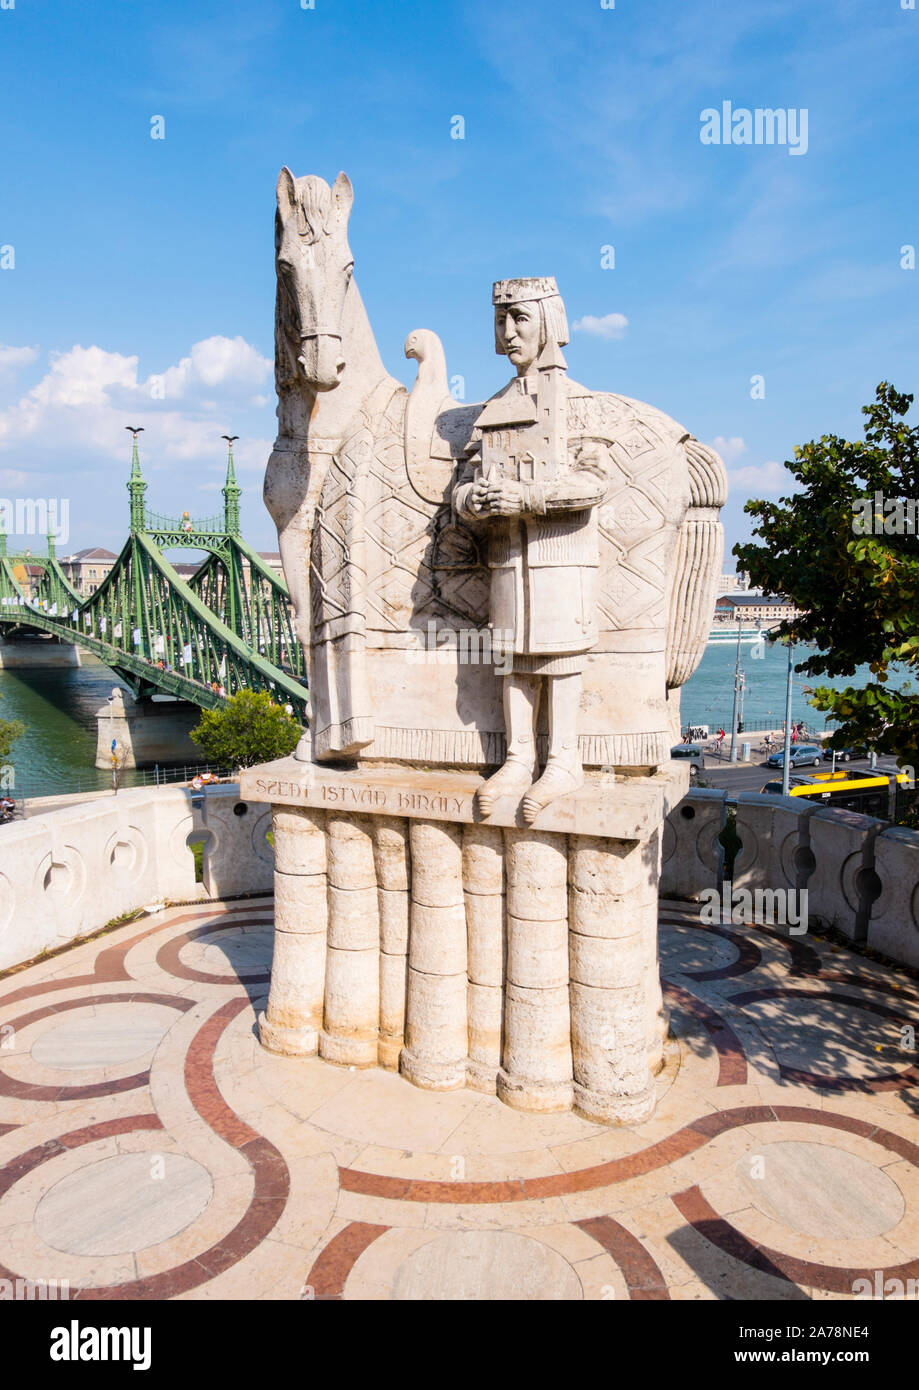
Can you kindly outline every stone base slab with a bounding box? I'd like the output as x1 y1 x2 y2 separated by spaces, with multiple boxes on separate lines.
496 1069 574 1114
319 1029 379 1068
256 1012 318 1058
400 1049 467 1092
241 757 688 839
574 1080 656 1125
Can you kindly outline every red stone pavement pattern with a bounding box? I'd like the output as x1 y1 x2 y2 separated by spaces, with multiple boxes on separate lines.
0 896 916 1301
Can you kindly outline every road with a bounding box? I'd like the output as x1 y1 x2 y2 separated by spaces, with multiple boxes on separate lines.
696 754 901 795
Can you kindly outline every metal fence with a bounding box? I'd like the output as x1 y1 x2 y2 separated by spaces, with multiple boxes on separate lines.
683 712 824 740
10 763 232 806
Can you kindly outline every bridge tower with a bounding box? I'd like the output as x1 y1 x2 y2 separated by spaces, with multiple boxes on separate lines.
222 435 241 536
127 427 148 533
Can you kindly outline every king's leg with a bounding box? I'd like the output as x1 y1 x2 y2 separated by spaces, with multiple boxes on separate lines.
475 673 541 817
521 672 584 824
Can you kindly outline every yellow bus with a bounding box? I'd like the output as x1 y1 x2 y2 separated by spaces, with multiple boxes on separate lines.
760 768 912 818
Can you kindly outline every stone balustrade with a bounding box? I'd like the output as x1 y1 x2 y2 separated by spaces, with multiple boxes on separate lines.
660 787 726 900
661 786 919 969
0 784 274 973
2 778 918 991
193 788 275 899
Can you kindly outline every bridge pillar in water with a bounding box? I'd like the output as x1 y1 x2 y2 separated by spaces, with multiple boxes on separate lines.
95 688 205 769
0 637 81 668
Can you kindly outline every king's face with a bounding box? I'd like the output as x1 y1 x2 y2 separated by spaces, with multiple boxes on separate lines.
495 301 541 374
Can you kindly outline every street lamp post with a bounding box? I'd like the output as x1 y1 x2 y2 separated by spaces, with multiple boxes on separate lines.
106 693 117 795
781 639 794 797
729 616 743 763
105 700 116 800
824 717 837 776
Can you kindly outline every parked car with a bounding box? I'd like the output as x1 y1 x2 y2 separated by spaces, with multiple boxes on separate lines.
766 743 823 769
822 745 867 762
671 743 705 779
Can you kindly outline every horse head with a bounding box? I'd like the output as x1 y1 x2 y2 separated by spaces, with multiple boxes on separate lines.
275 168 354 392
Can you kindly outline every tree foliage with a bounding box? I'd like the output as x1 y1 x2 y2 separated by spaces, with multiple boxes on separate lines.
0 715 24 766
189 690 300 770
734 383 919 769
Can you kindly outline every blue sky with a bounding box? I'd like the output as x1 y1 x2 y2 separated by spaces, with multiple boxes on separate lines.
0 0 916 558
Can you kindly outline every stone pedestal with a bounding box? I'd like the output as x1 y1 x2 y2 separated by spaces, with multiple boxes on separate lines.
241 757 687 1125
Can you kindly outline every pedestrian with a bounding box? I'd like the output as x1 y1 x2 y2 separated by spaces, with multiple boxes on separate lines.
791 725 798 744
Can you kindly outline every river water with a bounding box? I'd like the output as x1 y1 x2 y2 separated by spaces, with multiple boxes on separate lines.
1 642 910 796
0 656 140 798
680 639 912 736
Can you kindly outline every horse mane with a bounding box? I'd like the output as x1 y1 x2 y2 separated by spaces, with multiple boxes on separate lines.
290 176 339 244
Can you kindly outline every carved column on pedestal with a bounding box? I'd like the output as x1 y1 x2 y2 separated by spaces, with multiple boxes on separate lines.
258 807 328 1056
401 821 468 1090
462 823 506 1093
568 833 658 1123
372 816 411 1070
320 815 380 1066
647 828 668 1073
498 829 573 1112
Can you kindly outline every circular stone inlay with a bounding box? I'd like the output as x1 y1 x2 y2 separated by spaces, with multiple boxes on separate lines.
181 927 273 977
31 1006 173 1070
35 1153 213 1256
734 1140 905 1239
391 1231 583 1301
745 996 898 1081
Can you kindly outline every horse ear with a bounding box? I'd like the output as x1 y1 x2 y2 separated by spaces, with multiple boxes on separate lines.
276 167 298 216
329 172 353 228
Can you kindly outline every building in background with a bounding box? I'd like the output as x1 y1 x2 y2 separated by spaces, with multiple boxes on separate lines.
713 593 801 626
10 560 45 598
60 548 284 598
59 547 118 597
716 571 751 594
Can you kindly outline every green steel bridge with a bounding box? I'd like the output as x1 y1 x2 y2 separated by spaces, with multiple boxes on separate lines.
0 436 309 721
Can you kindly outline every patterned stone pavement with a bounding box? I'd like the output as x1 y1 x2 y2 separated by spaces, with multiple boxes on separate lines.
0 896 916 1301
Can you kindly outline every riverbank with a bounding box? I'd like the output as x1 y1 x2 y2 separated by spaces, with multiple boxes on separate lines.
681 639 913 735
0 654 211 799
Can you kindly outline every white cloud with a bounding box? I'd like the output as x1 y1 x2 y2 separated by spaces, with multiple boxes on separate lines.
571 313 629 341
0 336 272 460
729 460 789 494
0 336 278 552
0 345 39 374
711 435 747 464
160 335 271 399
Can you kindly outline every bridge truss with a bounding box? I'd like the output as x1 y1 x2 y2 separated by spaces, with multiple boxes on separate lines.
0 439 309 722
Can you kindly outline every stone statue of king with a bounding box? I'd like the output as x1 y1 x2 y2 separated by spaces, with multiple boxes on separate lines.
452 278 611 824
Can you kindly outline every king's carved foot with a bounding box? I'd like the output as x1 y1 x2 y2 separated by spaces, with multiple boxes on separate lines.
521 757 584 825
475 757 537 817
293 730 314 763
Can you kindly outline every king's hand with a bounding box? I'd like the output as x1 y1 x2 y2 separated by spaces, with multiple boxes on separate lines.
473 479 524 516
